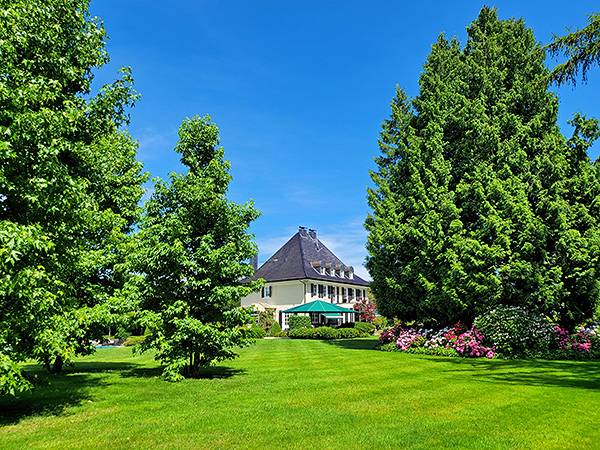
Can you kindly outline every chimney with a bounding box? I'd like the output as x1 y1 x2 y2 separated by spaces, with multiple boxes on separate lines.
250 254 258 271
308 228 317 239
299 226 308 237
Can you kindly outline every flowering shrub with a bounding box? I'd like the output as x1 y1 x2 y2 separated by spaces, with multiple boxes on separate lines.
473 306 554 356
555 326 592 353
379 313 599 360
379 322 493 358
395 329 425 350
453 326 495 358
379 324 404 345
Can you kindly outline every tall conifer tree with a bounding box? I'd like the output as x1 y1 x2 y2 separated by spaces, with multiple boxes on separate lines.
366 7 600 327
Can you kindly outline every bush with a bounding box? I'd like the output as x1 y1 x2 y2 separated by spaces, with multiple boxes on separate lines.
269 321 282 336
473 306 555 356
288 328 312 339
404 346 460 357
250 322 267 338
288 326 369 340
272 331 288 337
123 335 146 347
354 322 376 335
338 328 364 338
313 327 339 339
289 315 311 330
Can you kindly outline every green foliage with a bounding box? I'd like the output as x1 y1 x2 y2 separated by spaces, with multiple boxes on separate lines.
288 315 311 330
473 306 555 356
250 323 267 339
353 322 376 335
269 321 282 336
337 328 364 339
272 331 288 337
372 316 386 328
366 7 600 328
0 354 31 396
0 0 148 389
288 327 368 340
546 13 600 86
403 346 461 357
123 336 146 347
130 115 263 380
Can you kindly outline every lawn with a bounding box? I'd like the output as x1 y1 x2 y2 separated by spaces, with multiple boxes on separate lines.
1 338 600 449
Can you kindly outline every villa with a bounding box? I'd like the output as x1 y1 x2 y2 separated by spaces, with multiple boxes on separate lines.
241 227 370 329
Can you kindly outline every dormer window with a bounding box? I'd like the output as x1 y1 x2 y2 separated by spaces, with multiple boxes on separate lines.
344 266 354 280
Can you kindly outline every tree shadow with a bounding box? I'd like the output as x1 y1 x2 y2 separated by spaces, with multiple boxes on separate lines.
0 372 105 426
195 366 246 379
428 357 600 390
324 338 381 351
117 365 246 380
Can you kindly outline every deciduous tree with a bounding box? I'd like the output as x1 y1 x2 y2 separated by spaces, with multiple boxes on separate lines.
0 0 147 392
131 115 263 381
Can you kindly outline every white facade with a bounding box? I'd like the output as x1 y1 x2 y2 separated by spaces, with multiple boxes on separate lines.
241 279 369 329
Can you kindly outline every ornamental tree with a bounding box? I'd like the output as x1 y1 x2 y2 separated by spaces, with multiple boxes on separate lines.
353 297 377 322
0 0 147 391
131 115 263 381
366 7 600 328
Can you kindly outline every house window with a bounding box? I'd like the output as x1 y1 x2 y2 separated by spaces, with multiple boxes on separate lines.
336 287 340 303
328 285 335 302
342 287 347 302
348 288 354 301
262 286 272 298
310 312 320 324
311 284 316 298
318 284 324 298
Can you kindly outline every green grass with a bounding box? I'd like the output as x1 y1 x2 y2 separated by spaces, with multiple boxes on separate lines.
2 338 600 449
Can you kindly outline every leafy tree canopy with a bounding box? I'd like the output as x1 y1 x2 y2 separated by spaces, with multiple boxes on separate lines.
131 115 263 381
0 0 147 393
366 7 600 328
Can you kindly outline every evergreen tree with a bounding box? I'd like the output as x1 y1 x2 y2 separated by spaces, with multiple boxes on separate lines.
546 12 600 86
132 115 263 381
366 7 600 327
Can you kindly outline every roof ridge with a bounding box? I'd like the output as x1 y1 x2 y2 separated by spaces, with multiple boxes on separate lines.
298 232 308 278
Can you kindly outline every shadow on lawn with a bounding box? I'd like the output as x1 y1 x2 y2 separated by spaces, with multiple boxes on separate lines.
324 338 380 351
118 365 246 380
431 357 600 390
0 371 105 426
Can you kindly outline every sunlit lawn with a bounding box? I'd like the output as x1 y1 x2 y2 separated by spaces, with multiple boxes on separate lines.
1 338 600 449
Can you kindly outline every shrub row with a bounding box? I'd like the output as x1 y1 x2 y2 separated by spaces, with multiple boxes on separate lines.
379 305 600 360
289 327 369 340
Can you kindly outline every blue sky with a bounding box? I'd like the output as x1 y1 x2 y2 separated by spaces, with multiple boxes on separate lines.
89 1 599 280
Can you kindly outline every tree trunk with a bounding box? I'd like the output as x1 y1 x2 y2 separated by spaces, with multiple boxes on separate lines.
51 356 63 374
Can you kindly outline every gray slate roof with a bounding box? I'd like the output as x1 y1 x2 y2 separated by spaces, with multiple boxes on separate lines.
245 230 369 287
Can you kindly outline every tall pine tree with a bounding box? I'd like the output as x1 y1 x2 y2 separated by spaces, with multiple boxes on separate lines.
366 7 600 327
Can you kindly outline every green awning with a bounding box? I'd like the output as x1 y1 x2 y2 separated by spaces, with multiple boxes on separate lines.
322 314 343 320
283 300 354 314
